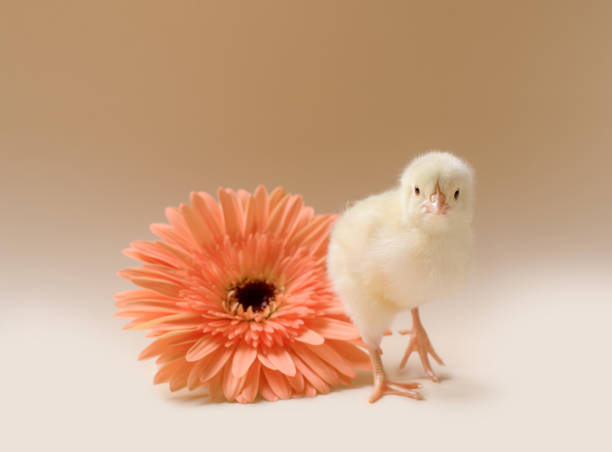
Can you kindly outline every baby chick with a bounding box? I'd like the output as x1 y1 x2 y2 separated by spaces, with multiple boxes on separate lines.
327 151 474 402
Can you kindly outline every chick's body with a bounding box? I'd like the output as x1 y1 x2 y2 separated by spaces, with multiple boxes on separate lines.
327 151 474 402
328 191 471 345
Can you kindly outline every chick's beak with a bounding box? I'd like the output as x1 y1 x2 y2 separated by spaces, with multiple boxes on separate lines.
424 183 448 215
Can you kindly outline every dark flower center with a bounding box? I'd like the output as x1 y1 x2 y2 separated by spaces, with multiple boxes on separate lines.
233 280 276 312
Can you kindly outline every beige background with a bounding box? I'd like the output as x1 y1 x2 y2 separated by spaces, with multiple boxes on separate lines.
1 1 611 451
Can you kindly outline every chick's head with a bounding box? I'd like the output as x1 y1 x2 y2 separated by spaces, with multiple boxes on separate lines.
400 151 474 233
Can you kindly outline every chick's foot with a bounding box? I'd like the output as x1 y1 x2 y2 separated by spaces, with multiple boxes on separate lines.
367 345 422 403
369 377 422 403
399 308 444 382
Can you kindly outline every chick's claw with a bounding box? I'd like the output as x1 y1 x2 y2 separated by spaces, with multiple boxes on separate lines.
399 309 444 382
369 378 422 403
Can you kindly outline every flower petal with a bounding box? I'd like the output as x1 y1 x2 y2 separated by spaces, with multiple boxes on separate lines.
277 195 304 237
187 358 208 390
262 346 296 377
130 313 200 330
231 341 258 378
164 207 198 251
118 267 183 286
244 185 268 235
308 317 361 340
300 215 336 251
326 340 372 371
311 233 332 259
259 379 279 402
199 346 235 383
123 276 182 298
291 354 330 394
268 186 286 211
291 342 339 386
156 341 195 364
236 189 251 208
153 359 185 384
306 343 356 378
223 360 247 401
218 188 244 240
138 330 201 360
114 302 182 313
265 195 290 236
304 383 317 398
286 371 305 393
123 241 183 268
185 335 222 362
295 328 325 345
169 362 193 391
291 206 314 238
191 192 224 241
289 215 328 248
121 312 166 330
207 372 224 401
114 289 164 302
262 367 292 399
257 352 276 370
180 203 214 250
235 360 261 403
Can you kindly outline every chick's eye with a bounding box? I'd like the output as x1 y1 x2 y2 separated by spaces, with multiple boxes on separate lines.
415 186 420 195
454 190 460 200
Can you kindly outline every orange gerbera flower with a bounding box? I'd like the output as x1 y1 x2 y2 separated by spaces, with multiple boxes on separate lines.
115 186 370 403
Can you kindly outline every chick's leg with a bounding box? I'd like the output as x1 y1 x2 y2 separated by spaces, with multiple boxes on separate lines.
368 344 422 403
399 308 444 382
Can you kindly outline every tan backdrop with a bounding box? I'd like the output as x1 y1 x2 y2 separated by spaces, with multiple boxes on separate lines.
1 1 610 451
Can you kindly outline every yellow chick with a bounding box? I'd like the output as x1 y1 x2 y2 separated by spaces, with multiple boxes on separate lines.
327 151 475 402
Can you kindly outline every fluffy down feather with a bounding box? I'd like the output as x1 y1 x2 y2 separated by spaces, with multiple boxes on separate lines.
327 151 474 347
